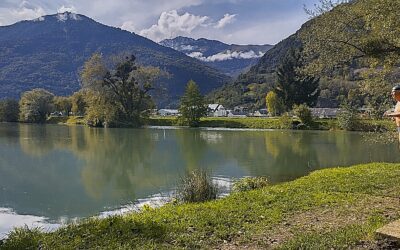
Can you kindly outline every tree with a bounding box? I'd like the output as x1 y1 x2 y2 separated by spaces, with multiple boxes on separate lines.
0 99 19 122
265 91 283 116
19 89 54 123
179 80 208 127
54 96 72 116
293 104 313 126
275 48 320 110
71 90 88 116
302 0 400 117
81 53 161 127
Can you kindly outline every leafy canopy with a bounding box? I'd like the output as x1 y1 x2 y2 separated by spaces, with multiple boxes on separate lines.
275 48 320 110
81 53 161 127
19 89 54 123
179 80 208 127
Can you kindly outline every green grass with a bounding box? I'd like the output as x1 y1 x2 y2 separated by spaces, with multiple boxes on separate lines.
2 163 400 249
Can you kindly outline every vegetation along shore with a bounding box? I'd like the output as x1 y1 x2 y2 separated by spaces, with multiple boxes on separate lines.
2 163 400 249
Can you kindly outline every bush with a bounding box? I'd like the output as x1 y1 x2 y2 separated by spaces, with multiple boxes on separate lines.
176 170 218 203
293 104 313 126
279 113 293 129
1 226 42 249
337 105 359 131
0 99 19 122
232 176 269 192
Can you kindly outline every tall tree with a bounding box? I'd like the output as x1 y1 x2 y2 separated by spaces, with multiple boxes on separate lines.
71 90 88 116
0 99 19 122
81 53 161 127
179 80 208 127
19 89 54 123
302 0 400 117
265 91 282 116
54 96 72 116
275 49 320 110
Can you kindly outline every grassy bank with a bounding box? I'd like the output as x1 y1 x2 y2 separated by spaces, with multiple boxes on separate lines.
2 163 400 249
149 117 395 131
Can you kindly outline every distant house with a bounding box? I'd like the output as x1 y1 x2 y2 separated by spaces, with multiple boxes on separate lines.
208 104 227 117
254 109 268 117
158 109 179 116
230 106 249 116
310 108 339 118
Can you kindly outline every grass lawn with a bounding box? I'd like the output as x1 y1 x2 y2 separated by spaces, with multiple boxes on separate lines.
2 163 400 249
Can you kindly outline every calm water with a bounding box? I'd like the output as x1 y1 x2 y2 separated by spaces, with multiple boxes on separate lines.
1 123 399 237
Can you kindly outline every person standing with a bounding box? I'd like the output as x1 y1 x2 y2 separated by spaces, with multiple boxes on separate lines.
386 85 400 142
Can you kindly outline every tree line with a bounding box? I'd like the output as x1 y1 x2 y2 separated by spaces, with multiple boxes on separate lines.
0 54 208 127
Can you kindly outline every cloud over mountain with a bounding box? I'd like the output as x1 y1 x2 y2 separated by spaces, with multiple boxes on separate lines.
188 50 264 62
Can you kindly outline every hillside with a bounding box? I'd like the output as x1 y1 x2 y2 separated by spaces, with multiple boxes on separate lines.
160 36 273 77
207 32 302 109
0 13 230 107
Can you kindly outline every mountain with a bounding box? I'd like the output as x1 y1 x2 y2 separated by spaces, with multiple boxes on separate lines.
160 36 273 77
207 31 302 109
0 13 230 107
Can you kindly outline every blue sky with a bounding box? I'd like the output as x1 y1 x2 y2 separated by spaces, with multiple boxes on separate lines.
0 0 321 45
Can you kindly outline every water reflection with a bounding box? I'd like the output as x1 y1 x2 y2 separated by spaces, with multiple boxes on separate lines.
0 124 399 235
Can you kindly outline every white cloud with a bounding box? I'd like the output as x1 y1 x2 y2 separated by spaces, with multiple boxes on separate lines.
0 1 46 25
139 10 210 42
214 13 236 29
187 50 264 62
57 5 77 13
121 21 136 32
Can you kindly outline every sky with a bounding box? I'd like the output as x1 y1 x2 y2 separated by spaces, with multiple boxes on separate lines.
0 0 321 45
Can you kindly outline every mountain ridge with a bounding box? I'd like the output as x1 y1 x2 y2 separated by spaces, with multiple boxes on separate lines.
0 12 230 107
160 36 273 77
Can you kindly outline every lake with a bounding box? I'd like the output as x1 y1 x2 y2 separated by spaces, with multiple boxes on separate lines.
1 123 399 237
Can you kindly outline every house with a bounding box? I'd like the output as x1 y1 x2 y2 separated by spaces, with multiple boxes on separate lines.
310 108 339 118
231 106 249 116
208 104 227 117
254 109 268 117
158 109 179 116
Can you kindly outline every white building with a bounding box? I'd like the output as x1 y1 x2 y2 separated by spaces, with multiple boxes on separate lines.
158 109 179 116
208 104 227 117
310 108 339 118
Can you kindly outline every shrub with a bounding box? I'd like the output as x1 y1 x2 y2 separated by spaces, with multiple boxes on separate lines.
337 104 359 131
0 99 19 122
293 104 313 126
1 226 42 249
176 169 218 203
232 176 269 192
279 113 293 129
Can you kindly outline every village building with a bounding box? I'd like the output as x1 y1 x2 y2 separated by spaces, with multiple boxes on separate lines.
158 109 179 116
208 104 227 117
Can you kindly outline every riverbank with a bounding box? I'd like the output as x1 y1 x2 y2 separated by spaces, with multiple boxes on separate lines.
2 163 400 249
148 117 394 132
47 116 395 132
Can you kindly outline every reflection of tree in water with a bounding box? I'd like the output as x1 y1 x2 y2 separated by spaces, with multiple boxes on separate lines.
69 128 163 201
19 124 62 157
17 125 166 201
175 129 209 171
208 131 351 183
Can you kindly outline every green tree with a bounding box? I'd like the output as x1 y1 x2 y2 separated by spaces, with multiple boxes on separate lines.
293 104 313 126
179 80 208 127
71 90 88 116
81 54 161 127
0 99 19 122
54 96 72 116
302 0 400 117
265 91 283 116
19 89 54 123
275 48 320 110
